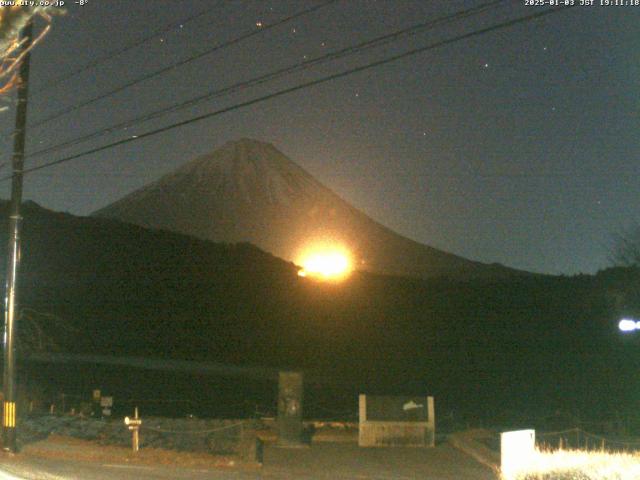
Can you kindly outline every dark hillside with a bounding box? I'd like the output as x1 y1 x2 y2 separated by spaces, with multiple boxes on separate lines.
1 201 639 423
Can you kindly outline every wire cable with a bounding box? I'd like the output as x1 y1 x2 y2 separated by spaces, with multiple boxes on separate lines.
0 5 575 183
27 0 338 130
26 0 508 160
30 3 224 95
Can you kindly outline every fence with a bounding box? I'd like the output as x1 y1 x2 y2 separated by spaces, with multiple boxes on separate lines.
21 413 264 462
537 427 640 452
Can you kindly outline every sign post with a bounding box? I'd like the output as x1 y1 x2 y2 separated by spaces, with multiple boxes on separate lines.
124 407 142 452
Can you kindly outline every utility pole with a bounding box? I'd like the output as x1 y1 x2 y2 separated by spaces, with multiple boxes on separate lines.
3 20 33 453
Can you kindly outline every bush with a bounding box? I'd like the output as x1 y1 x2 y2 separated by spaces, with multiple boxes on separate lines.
503 449 640 480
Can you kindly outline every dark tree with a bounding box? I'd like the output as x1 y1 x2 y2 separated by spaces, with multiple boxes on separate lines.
611 226 640 268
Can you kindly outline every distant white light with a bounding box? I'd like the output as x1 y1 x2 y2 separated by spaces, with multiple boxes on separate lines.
619 318 640 332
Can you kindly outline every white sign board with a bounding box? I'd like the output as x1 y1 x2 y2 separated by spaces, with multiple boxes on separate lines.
501 429 535 476
100 396 113 407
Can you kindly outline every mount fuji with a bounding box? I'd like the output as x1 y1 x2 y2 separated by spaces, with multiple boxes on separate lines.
94 138 523 279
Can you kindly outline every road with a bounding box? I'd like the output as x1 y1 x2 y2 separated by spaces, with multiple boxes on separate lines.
0 441 498 480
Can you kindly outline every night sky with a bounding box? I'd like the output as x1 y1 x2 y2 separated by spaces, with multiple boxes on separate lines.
0 0 637 275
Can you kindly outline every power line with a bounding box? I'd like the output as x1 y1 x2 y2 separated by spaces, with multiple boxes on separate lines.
0 5 575 183
27 0 338 130
30 3 224 96
26 0 508 160
12 5 574 179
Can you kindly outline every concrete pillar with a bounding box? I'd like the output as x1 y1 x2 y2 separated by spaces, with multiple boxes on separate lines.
359 394 367 422
277 371 304 447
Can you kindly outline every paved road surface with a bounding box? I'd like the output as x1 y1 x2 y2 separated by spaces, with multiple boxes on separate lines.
0 442 499 479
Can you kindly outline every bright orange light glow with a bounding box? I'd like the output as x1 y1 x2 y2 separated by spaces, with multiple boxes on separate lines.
297 244 352 280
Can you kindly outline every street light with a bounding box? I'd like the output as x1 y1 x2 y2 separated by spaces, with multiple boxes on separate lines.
618 318 640 333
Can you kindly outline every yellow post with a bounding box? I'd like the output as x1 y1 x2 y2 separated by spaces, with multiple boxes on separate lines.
3 402 15 428
133 407 139 452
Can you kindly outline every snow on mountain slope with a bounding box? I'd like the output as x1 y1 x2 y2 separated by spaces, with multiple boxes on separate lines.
94 138 523 279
